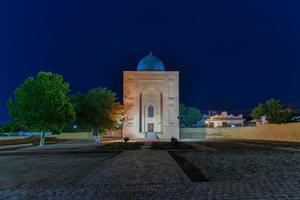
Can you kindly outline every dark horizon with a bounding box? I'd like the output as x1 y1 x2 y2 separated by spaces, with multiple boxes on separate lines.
1 0 300 123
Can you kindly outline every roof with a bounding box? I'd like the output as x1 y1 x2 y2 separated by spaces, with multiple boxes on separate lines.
206 111 245 121
137 53 165 71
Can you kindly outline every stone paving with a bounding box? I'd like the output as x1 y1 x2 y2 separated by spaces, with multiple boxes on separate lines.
1 141 300 199
181 141 300 182
80 150 190 186
1 178 300 199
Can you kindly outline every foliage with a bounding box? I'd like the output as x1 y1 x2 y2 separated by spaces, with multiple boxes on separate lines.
123 137 129 143
0 121 25 133
251 98 293 124
62 125 91 133
0 136 64 145
0 125 4 133
7 71 75 132
72 88 121 133
179 103 186 116
170 137 178 145
109 102 124 129
251 103 266 120
179 103 203 127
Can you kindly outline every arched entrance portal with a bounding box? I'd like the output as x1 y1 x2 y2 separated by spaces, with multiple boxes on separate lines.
139 87 163 137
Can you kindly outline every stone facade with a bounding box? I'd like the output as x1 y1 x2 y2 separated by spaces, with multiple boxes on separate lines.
123 64 179 140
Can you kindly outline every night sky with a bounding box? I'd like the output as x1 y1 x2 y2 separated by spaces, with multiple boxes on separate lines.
1 0 300 123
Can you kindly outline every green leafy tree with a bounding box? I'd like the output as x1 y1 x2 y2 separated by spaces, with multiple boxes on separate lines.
179 103 187 127
251 98 293 124
185 107 203 127
0 121 23 133
7 71 75 147
179 103 187 115
72 88 120 140
265 99 293 124
179 103 203 127
0 123 8 133
251 103 266 120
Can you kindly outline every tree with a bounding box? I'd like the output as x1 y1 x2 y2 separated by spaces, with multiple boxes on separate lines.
251 98 293 124
72 88 121 139
179 103 203 127
0 121 23 133
109 102 124 129
251 103 266 120
265 99 293 124
185 107 203 127
7 71 75 147
179 103 187 116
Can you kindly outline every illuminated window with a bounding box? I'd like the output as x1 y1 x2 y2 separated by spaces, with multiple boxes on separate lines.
148 105 154 118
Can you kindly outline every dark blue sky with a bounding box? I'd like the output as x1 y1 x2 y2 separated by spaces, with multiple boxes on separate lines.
1 0 300 123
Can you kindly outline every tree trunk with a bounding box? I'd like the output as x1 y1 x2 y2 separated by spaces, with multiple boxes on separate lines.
92 129 96 144
92 129 100 144
39 131 45 148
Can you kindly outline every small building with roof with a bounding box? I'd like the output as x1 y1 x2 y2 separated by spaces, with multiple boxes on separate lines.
123 53 179 140
205 111 245 128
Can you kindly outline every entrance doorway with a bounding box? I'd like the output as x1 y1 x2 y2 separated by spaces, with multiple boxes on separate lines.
147 123 154 132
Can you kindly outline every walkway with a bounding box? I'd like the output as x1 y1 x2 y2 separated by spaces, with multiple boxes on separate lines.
1 141 300 199
81 150 190 186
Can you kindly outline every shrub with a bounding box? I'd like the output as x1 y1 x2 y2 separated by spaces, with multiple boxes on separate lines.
171 137 178 145
123 137 129 143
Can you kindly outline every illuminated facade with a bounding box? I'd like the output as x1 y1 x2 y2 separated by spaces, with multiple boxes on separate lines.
205 111 245 128
123 53 179 140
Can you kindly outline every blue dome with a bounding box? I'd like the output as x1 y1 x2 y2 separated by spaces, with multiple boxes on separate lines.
137 53 165 71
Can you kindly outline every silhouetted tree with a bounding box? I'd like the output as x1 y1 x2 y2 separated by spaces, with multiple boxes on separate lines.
72 88 122 141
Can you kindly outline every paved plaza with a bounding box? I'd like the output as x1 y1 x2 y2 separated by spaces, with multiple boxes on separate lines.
0 140 300 199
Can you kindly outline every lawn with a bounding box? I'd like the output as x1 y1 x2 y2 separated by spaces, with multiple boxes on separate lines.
0 137 64 146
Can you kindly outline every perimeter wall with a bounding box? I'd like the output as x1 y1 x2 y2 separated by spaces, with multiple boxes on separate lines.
181 123 300 142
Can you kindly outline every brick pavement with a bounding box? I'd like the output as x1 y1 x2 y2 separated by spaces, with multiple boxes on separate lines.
80 149 190 186
1 180 300 199
1 146 300 199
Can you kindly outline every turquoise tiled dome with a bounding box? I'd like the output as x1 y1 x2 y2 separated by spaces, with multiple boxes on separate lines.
137 53 165 71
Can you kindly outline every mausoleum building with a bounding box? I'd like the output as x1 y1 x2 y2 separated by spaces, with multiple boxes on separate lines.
123 53 179 140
